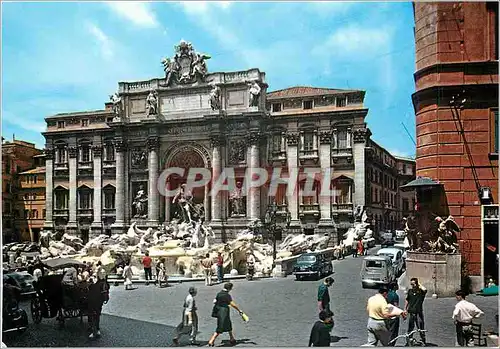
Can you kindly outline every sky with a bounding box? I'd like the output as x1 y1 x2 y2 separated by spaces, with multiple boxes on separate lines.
2 1 417 158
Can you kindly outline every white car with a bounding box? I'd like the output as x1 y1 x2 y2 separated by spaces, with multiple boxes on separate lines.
377 247 404 277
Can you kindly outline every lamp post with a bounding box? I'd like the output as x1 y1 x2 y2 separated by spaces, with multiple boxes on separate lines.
264 201 291 263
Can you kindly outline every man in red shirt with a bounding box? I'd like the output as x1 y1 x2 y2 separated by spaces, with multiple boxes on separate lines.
216 252 224 284
142 251 153 284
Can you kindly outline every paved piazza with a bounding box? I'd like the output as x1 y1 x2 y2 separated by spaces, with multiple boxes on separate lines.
5 251 498 347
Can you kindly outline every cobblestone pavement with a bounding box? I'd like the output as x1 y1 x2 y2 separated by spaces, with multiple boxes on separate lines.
4 248 498 347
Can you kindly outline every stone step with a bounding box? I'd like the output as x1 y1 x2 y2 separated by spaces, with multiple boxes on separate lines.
107 274 271 284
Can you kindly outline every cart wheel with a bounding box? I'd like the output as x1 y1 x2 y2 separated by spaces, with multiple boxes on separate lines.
30 297 42 324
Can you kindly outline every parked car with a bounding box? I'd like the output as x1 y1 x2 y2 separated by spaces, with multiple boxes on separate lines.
363 237 376 249
4 272 36 298
380 231 395 247
360 255 396 288
395 230 406 240
293 252 333 281
393 243 408 270
377 247 404 277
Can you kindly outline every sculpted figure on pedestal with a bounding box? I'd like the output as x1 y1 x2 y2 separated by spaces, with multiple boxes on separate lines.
109 92 122 120
172 184 194 224
132 185 148 218
230 181 246 217
145 89 158 116
248 81 261 107
209 84 221 111
161 40 211 86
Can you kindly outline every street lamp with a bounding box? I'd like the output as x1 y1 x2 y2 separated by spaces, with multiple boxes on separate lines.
264 201 291 262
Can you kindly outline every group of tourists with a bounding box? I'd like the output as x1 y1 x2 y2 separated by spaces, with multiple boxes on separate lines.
364 277 485 347
171 282 246 347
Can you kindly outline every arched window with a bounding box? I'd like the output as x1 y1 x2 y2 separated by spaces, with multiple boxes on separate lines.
299 178 319 205
54 186 69 210
78 185 93 210
103 185 116 209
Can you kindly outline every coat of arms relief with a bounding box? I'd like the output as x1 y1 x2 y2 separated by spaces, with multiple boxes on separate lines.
161 40 211 86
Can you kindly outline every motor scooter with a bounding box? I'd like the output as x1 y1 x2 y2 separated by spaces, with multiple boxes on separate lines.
2 295 28 335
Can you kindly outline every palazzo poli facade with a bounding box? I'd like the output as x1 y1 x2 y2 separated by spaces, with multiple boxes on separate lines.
42 40 415 243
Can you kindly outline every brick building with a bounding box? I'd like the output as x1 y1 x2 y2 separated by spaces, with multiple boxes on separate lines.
412 2 498 283
41 40 415 245
2 138 44 242
15 158 46 242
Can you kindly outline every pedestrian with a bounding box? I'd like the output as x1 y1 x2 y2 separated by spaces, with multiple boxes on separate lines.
352 240 358 258
157 262 168 288
339 242 345 260
207 282 245 347
365 286 407 346
405 277 427 345
357 239 364 257
452 290 484 346
201 253 213 286
308 310 334 347
216 252 224 284
142 251 153 285
317 277 334 315
87 270 110 339
172 286 198 346
386 282 400 346
123 262 134 290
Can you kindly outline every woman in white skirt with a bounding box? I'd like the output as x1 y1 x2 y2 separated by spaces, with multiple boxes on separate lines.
157 262 168 288
123 262 134 290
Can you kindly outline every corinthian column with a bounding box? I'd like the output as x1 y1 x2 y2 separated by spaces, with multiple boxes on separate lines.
247 133 261 221
43 148 54 231
353 128 371 207
111 139 126 233
91 145 103 236
67 146 78 235
210 136 223 222
286 133 300 227
318 132 332 222
147 137 159 226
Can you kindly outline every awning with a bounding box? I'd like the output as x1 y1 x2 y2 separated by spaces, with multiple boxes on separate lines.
400 177 443 192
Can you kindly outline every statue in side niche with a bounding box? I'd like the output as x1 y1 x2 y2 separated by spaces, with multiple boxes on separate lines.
209 85 221 111
248 81 261 107
145 89 158 116
132 184 148 218
229 181 246 216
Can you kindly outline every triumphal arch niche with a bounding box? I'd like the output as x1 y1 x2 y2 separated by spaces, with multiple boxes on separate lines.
107 40 269 240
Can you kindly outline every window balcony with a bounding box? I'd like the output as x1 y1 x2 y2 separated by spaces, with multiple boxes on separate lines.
103 160 116 168
78 161 93 169
331 148 353 163
54 209 69 217
269 150 287 163
298 149 319 164
54 162 68 170
102 208 116 217
77 208 93 217
299 203 320 218
331 203 354 216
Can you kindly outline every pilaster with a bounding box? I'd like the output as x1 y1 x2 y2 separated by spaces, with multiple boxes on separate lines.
67 146 78 235
286 133 300 228
147 137 160 226
91 145 103 236
318 132 333 226
247 132 261 221
353 128 371 207
111 139 127 234
43 148 54 231
210 136 224 241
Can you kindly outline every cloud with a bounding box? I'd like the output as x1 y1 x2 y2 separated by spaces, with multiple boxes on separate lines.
307 2 356 17
179 1 232 14
2 110 45 133
388 149 415 159
317 24 393 57
85 21 113 59
105 2 159 28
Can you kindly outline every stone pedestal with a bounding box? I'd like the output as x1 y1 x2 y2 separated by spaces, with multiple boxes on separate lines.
405 252 462 298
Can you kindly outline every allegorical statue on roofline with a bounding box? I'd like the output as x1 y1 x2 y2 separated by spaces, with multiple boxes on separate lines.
161 40 211 87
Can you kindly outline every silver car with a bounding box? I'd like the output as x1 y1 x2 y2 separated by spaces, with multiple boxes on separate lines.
377 247 404 277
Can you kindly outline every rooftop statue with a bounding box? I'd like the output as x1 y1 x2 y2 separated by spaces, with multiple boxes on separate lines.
161 40 211 86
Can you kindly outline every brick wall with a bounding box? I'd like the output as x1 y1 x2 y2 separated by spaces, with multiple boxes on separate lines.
413 2 499 275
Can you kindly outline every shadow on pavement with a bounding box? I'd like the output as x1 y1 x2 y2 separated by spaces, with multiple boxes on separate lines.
218 338 257 347
330 335 349 343
3 313 177 347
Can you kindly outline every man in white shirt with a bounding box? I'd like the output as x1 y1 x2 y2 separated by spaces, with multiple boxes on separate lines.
172 287 198 346
452 290 484 346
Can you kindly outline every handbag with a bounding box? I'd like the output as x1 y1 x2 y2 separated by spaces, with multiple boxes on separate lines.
211 304 219 318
